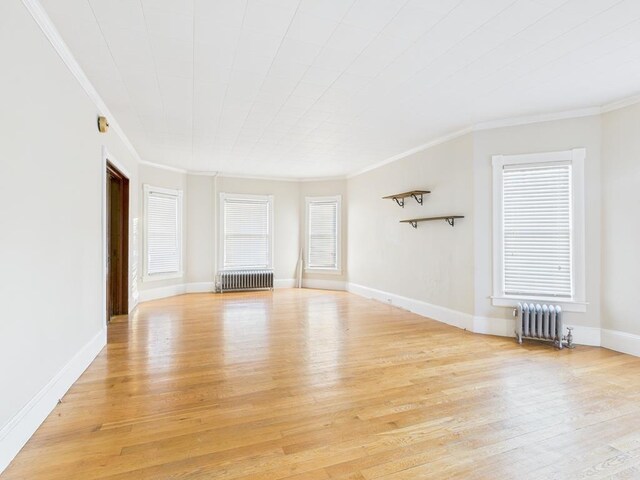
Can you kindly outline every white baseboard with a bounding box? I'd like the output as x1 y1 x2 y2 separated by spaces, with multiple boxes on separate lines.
138 284 186 302
347 283 473 330
471 316 601 346
275 279 296 288
185 282 215 293
139 279 300 302
568 325 601 346
472 316 516 337
0 328 106 474
138 283 214 302
303 278 347 291
128 300 138 314
346 282 633 354
602 329 640 357
133 281 640 357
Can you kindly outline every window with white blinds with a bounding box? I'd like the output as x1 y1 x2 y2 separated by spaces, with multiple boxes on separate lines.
492 148 586 310
144 185 183 278
502 163 572 298
220 194 273 270
306 196 340 271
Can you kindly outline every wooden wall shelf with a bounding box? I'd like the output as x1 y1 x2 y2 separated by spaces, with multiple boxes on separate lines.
382 190 431 207
400 215 464 228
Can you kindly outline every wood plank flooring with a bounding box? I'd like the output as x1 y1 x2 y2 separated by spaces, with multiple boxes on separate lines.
4 289 640 479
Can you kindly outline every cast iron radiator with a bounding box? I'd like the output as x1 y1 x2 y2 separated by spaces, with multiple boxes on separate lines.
515 303 574 349
217 270 274 293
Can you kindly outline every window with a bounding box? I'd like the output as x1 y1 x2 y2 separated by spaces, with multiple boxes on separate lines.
220 193 273 270
492 149 586 312
306 196 341 272
143 185 183 280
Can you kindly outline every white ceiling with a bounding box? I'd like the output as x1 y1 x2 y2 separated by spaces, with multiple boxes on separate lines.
40 0 640 178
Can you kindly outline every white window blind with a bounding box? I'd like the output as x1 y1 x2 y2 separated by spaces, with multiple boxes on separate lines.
502 163 572 298
145 187 182 277
307 197 339 270
222 195 272 270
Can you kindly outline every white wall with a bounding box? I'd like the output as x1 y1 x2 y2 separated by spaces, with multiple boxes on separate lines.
183 175 302 286
299 180 349 287
182 176 351 291
2 0 640 470
0 0 139 470
214 176 300 281
186 174 215 287
347 134 475 314
345 114 615 342
472 116 603 330
602 104 640 336
137 164 188 297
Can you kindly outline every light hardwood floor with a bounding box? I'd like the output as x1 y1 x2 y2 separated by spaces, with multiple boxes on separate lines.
4 289 640 479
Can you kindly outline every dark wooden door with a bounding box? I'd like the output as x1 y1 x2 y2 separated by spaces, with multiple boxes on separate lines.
106 162 129 320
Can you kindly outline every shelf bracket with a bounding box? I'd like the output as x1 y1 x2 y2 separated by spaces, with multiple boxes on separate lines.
445 217 456 227
409 220 418 229
393 197 405 208
411 193 423 205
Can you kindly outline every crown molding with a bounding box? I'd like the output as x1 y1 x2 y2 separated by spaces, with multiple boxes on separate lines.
20 0 640 183
217 172 346 183
347 126 473 179
601 93 640 113
187 170 219 177
346 94 640 180
473 106 601 132
217 172 303 182
137 162 346 183
347 106 603 179
140 92 640 181
298 174 347 183
21 0 143 166
138 160 188 174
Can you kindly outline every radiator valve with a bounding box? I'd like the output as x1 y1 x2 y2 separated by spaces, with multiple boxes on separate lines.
564 327 575 349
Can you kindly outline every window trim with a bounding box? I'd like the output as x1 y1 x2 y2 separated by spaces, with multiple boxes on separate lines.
218 192 274 271
143 184 183 282
305 195 342 274
491 148 586 313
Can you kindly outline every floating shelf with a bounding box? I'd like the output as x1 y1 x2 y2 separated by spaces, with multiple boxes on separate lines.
400 215 464 228
382 190 431 208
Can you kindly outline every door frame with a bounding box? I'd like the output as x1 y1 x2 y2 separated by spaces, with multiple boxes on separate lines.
102 146 131 324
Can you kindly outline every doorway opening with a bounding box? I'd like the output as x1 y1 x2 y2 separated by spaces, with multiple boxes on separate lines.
106 161 129 321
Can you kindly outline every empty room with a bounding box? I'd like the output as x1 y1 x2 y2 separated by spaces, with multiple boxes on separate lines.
2 0 640 478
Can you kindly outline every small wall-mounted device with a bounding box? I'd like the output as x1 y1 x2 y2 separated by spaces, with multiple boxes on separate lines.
97 116 109 133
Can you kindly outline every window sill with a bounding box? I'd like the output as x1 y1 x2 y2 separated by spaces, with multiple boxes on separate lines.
143 272 183 283
220 267 273 271
491 295 587 313
305 268 342 276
